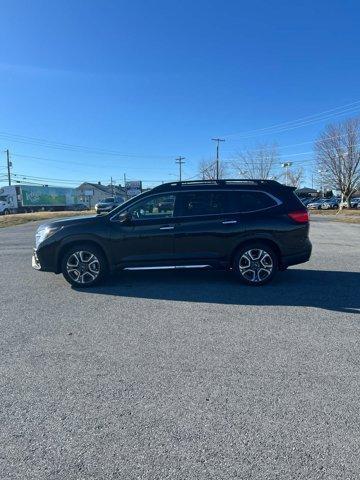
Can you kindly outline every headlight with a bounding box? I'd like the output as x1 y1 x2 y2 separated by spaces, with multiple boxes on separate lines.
35 225 60 248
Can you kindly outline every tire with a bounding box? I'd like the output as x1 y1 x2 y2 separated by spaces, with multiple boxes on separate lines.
61 244 108 288
233 243 278 286
3 209 10 215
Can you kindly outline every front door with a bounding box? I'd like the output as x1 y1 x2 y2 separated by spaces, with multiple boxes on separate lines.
110 193 177 267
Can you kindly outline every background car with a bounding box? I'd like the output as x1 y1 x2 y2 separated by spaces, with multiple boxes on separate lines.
350 197 360 208
67 203 90 211
321 198 339 210
95 196 125 214
307 199 326 209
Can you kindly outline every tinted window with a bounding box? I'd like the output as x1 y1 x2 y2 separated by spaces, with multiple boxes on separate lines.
228 191 277 212
179 191 227 216
128 194 175 220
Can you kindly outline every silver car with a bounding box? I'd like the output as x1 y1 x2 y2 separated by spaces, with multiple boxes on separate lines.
95 196 125 214
307 199 325 210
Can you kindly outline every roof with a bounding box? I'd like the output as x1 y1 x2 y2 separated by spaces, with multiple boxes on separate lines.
151 179 285 193
296 187 318 194
77 182 125 195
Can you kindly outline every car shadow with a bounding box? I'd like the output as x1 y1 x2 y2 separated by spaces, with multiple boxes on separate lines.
76 268 360 315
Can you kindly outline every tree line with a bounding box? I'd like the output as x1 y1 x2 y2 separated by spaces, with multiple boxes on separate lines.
199 117 360 202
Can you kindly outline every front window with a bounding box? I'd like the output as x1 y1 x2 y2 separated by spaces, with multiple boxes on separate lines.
127 194 176 220
103 197 114 203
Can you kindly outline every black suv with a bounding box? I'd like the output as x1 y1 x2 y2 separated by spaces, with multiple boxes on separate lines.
32 179 312 287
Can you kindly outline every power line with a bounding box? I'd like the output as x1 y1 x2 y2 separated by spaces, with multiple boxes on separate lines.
0 131 175 159
223 100 360 139
8 172 178 185
9 152 180 172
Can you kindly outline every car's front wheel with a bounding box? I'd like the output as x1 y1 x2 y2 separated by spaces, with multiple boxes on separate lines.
61 244 108 288
233 243 278 286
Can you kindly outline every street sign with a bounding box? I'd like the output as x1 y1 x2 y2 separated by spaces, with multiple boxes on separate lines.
125 181 142 197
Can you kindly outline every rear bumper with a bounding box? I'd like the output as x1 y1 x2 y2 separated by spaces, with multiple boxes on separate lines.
281 242 312 268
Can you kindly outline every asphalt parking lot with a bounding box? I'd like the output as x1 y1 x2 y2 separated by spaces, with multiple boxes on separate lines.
0 218 359 479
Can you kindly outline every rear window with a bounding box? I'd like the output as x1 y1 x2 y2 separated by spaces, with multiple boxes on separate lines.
228 191 278 213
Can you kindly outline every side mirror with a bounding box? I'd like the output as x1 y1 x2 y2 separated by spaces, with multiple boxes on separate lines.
118 211 132 224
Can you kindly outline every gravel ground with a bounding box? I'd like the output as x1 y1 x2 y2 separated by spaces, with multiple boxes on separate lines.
0 218 359 479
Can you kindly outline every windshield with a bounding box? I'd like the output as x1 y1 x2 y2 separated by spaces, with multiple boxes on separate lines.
102 197 115 203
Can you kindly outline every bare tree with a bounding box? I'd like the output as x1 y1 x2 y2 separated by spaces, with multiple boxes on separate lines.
285 167 304 188
199 159 227 180
232 143 279 179
315 118 360 205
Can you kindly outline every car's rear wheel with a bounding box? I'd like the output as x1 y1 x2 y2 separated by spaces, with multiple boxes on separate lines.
61 244 108 288
233 243 278 286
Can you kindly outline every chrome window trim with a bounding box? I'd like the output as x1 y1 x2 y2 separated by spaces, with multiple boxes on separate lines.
110 189 282 222
110 192 176 222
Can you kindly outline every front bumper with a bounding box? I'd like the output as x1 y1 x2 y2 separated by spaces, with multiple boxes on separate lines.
32 249 41 270
95 207 112 214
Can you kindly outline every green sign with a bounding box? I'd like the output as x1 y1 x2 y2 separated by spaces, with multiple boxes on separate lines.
21 186 77 206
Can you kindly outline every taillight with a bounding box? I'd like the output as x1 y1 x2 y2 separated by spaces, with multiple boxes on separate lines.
288 211 309 223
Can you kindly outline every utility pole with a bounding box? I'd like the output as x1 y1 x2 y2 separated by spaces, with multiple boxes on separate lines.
281 161 293 186
6 149 12 186
211 138 225 180
175 156 185 182
123 173 127 199
110 176 114 195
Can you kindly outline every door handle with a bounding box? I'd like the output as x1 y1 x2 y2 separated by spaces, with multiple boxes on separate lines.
159 226 175 230
222 220 237 225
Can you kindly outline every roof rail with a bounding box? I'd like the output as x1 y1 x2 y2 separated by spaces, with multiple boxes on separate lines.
151 178 281 192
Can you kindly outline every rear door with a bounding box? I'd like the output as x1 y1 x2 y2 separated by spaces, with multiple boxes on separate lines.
173 190 243 262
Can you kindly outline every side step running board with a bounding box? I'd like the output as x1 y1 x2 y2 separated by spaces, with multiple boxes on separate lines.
124 265 211 271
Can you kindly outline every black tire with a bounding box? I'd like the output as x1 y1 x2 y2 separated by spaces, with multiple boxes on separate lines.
233 242 278 286
61 244 108 288
3 209 10 215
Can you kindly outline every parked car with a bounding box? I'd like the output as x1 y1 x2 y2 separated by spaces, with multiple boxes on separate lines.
349 197 360 208
32 179 312 288
298 197 311 206
321 198 339 210
307 199 326 209
95 196 124 214
339 200 348 208
67 203 90 211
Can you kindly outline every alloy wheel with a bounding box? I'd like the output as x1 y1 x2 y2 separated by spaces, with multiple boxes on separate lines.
66 250 100 284
238 248 273 283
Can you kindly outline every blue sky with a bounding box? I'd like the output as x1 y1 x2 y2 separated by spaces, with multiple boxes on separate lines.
1 0 360 188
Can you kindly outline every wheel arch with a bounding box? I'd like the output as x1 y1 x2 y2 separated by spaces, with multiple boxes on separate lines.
56 239 109 273
230 237 282 268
